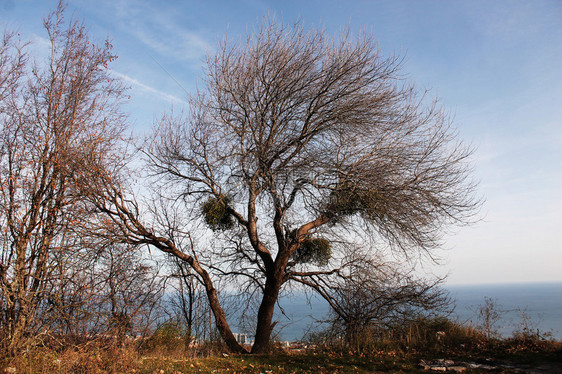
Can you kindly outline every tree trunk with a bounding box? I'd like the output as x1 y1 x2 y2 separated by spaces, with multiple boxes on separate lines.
251 274 283 354
185 257 248 353
205 286 248 353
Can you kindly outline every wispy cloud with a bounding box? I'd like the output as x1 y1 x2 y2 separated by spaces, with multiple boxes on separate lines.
133 25 211 62
110 69 188 106
97 0 213 63
27 34 52 60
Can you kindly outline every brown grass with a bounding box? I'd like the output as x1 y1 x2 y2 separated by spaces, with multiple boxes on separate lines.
1 318 560 373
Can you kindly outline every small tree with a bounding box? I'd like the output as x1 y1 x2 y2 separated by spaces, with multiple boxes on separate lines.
166 256 212 342
478 297 503 339
94 19 480 353
39 242 164 342
308 253 450 348
0 4 127 353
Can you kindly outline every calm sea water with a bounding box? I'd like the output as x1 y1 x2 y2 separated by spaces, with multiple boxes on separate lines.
270 282 562 341
448 282 562 340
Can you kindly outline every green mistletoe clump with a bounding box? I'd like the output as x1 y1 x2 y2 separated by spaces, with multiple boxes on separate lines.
201 195 234 231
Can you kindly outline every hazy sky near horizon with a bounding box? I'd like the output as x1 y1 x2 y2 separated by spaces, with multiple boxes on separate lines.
2 0 561 285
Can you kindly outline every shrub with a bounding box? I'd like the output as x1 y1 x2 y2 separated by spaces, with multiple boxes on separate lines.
0 342 140 374
306 315 488 355
142 319 192 356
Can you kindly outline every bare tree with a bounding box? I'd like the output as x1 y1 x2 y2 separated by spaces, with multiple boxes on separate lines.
167 257 208 341
94 20 480 353
300 251 450 347
477 297 502 339
0 4 127 353
38 242 164 343
102 244 165 340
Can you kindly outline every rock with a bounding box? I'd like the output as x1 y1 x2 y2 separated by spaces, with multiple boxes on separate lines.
430 366 447 372
419 360 431 370
468 363 497 370
419 359 469 372
449 366 466 373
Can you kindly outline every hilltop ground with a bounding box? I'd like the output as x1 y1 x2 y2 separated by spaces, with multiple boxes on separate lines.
3 335 561 373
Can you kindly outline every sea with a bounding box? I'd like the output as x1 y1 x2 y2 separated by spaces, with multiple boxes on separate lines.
270 282 562 342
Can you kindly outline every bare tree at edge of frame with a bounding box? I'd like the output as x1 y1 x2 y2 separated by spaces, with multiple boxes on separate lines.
0 4 127 354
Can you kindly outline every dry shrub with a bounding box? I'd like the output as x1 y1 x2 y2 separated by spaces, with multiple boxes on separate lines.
1 341 140 374
399 316 486 353
140 320 192 358
307 316 489 355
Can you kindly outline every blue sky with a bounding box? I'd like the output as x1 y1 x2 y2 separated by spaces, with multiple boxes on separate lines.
2 0 561 285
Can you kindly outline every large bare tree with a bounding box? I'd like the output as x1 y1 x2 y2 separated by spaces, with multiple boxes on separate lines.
94 20 479 353
0 4 127 353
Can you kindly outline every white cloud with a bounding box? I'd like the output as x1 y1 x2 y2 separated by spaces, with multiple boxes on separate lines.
93 0 213 63
110 69 187 106
133 26 211 62
28 33 52 61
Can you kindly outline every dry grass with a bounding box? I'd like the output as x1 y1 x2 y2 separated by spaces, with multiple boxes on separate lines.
1 318 560 373
1 343 139 374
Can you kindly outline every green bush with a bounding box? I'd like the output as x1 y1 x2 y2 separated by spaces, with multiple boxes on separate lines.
398 316 485 352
